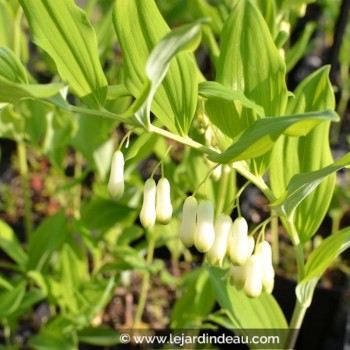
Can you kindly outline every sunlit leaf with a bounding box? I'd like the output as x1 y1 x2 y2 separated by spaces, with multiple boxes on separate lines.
272 152 350 219
206 0 288 174
113 0 200 134
303 227 350 283
296 227 350 306
0 47 27 83
208 110 338 164
0 77 65 104
199 81 265 117
19 0 107 108
171 267 216 328
270 66 336 242
207 266 287 345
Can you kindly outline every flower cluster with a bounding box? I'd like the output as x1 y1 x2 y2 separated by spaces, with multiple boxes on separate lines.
108 149 173 230
178 196 275 298
139 177 173 229
108 151 275 298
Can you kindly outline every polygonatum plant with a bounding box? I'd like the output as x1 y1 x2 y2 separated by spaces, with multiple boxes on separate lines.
0 0 349 349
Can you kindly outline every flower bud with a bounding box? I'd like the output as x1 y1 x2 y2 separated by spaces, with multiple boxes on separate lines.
156 178 173 224
255 241 275 293
244 254 263 298
228 265 246 290
194 200 215 253
108 150 125 200
229 217 250 265
207 214 232 266
140 178 156 229
178 196 198 248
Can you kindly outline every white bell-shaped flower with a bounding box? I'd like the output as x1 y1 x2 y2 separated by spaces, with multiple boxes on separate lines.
244 254 263 298
108 150 125 200
207 214 232 266
178 196 198 248
194 200 215 253
139 178 157 229
255 240 275 293
229 217 250 265
156 178 173 224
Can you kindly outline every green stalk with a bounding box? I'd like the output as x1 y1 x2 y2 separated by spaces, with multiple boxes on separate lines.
232 162 276 202
282 220 308 349
149 125 216 156
17 142 33 239
133 233 156 327
215 165 230 216
285 301 308 349
270 210 279 267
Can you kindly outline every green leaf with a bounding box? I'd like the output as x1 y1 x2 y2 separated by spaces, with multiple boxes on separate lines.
0 274 13 290
19 0 107 108
43 108 77 168
207 266 287 346
27 211 68 271
0 77 65 104
28 316 77 350
10 289 45 318
58 242 87 314
270 66 336 242
0 281 26 317
208 110 338 164
28 332 76 350
255 0 277 38
205 0 287 138
205 0 288 174
0 47 27 83
0 220 27 266
81 197 134 231
303 227 350 284
171 267 216 328
78 327 119 346
198 81 265 117
0 104 25 141
0 3 14 48
82 276 115 320
113 0 200 134
21 100 50 145
71 115 116 180
296 227 350 306
272 152 350 223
